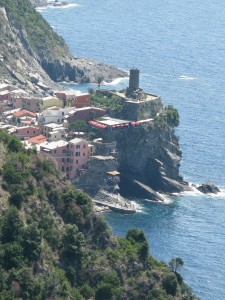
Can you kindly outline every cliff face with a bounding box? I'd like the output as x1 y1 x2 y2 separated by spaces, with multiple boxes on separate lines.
0 0 126 90
115 123 190 195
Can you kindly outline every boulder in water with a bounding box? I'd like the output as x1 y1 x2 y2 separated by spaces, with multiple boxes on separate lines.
197 182 220 194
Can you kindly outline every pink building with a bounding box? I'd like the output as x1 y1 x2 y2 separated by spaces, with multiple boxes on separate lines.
40 138 89 180
13 126 41 140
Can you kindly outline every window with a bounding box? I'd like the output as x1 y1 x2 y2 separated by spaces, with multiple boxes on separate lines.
62 158 65 162
27 131 29 134
67 158 70 162
76 145 80 149
83 144 86 148
33 131 35 134
62 149 66 153
76 152 80 157
62 166 64 171
66 167 69 171
70 166 72 171
58 119 60 123
76 160 78 164
54 149 57 154
70 159 73 163
83 153 85 156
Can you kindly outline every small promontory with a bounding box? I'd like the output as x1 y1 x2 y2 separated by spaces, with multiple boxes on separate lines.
0 0 126 92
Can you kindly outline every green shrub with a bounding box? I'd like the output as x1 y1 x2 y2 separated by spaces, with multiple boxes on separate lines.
162 272 178 296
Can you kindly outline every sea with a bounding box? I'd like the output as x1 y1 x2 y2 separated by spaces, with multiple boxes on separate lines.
40 1 225 299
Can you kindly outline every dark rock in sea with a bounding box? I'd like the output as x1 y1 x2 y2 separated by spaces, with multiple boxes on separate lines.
197 182 220 194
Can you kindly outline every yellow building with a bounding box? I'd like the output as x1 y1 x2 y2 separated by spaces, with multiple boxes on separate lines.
40 96 64 111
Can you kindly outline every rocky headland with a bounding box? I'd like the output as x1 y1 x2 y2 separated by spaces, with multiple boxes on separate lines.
0 1 126 94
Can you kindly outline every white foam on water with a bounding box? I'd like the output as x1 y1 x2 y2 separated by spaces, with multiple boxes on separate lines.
49 3 80 9
103 77 129 86
130 200 146 213
179 75 196 80
36 7 46 11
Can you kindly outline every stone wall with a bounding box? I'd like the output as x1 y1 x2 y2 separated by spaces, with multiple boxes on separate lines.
122 97 163 121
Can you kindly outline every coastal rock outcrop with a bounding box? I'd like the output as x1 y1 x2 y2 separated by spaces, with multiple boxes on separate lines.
0 1 126 90
41 57 126 83
197 182 220 194
116 124 191 195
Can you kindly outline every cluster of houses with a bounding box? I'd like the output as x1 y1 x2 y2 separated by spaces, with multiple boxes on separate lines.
0 82 107 180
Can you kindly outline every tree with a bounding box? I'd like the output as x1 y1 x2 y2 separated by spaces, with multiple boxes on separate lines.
96 76 104 89
61 224 85 263
165 105 179 127
1 207 23 243
88 87 95 95
169 257 184 272
162 273 178 296
95 283 113 300
68 120 89 132
21 223 42 261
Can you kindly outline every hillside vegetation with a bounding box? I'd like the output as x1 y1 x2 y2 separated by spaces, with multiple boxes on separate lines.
0 131 198 299
0 0 69 60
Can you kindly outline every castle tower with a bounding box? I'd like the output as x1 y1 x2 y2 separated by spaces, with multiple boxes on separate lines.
129 69 140 91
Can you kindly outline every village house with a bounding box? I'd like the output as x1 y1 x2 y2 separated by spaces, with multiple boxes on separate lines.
40 138 89 180
22 96 41 112
55 90 91 108
67 107 106 124
12 109 36 126
27 134 47 145
13 125 41 140
40 96 64 111
41 122 66 138
0 90 11 101
38 107 74 125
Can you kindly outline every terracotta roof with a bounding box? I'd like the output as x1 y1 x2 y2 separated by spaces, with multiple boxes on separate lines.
14 110 36 118
27 135 47 144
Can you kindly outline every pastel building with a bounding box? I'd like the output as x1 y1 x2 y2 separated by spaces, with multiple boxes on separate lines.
38 107 74 125
55 90 91 108
41 123 66 137
13 126 41 140
40 96 64 111
40 138 89 180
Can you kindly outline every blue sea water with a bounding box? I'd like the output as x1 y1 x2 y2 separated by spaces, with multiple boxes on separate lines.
40 1 225 299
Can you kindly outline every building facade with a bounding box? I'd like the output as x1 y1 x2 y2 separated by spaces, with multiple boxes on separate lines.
40 138 89 180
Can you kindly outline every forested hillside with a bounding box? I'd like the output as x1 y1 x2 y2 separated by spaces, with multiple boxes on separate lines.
0 131 197 299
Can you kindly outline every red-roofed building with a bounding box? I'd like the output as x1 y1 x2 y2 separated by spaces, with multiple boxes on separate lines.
27 135 47 145
13 110 36 119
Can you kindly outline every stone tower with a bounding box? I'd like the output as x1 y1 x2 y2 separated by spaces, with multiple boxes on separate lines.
129 69 140 92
